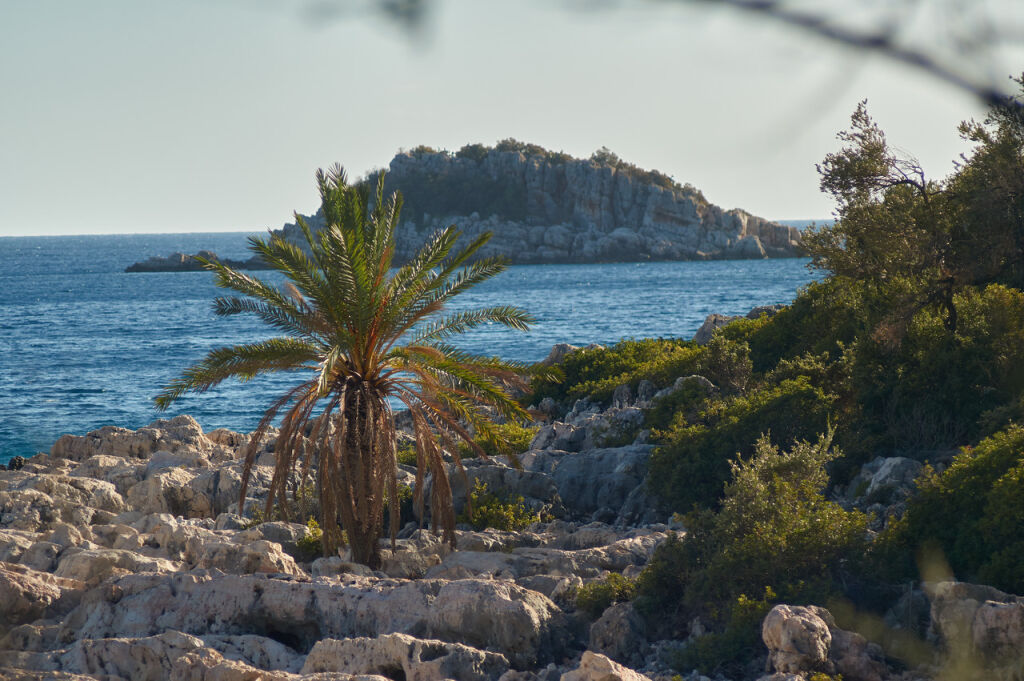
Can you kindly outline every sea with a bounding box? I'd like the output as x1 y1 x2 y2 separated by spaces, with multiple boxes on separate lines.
0 232 819 465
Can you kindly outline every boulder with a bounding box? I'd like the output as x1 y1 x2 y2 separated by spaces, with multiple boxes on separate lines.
761 605 832 674
189 539 306 577
54 548 181 584
929 580 1024 672
561 651 651 681
302 633 509 680
589 603 648 667
51 415 213 462
693 313 742 345
762 604 888 681
126 467 212 518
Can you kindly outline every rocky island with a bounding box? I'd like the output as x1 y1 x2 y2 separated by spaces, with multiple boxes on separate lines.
126 141 803 272
125 250 272 273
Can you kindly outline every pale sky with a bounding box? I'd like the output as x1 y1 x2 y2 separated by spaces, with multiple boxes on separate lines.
1 0 1022 237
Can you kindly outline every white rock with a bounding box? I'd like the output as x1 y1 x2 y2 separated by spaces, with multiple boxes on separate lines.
302 633 509 680
560 651 652 681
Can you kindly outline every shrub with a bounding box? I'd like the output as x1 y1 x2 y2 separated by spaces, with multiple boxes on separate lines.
637 433 866 672
295 517 324 559
575 573 637 619
737 279 867 373
671 588 775 677
459 480 542 531
696 335 752 395
528 338 702 407
647 377 835 511
461 421 539 459
878 425 1024 593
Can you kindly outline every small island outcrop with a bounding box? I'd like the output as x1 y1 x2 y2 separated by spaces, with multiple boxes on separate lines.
125 250 271 273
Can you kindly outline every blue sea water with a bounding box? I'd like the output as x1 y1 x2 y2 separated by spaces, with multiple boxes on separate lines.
0 232 819 464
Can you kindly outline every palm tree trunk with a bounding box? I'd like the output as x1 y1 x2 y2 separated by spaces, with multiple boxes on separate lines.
325 385 385 569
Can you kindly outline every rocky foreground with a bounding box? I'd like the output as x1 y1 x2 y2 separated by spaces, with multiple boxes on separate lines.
2 351 1023 680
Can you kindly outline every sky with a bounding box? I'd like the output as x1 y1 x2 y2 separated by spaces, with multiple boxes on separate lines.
1 0 1022 237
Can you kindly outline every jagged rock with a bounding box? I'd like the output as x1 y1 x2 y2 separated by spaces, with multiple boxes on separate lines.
561 651 652 681
126 467 212 518
20 542 62 573
53 548 181 584
200 634 305 673
0 531 35 563
50 415 215 462
311 557 375 578
845 457 922 529
589 603 648 667
929 580 1024 672
762 605 832 674
302 633 510 680
0 563 79 630
762 604 888 681
693 313 742 345
60 629 208 680
542 344 580 366
426 532 665 582
519 446 657 524
189 539 306 577
59 572 566 668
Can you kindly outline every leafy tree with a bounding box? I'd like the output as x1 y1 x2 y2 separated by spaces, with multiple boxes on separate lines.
155 166 539 567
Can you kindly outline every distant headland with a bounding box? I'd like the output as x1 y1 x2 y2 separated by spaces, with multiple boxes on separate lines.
126 141 805 272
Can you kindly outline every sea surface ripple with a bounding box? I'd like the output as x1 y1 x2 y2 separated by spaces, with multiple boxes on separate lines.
0 232 819 462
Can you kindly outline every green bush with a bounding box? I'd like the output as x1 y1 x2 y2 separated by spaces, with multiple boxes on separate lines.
574 572 637 619
461 421 539 459
637 433 866 672
459 480 542 531
671 588 775 677
736 279 867 373
295 517 324 559
878 425 1024 593
647 377 835 512
528 338 702 407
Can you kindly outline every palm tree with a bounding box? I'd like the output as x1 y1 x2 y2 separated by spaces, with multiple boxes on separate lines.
155 165 539 568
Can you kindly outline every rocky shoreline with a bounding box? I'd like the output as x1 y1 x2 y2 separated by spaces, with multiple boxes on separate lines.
4 344 1024 680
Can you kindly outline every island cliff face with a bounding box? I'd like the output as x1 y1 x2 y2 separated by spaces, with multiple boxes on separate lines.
276 143 802 263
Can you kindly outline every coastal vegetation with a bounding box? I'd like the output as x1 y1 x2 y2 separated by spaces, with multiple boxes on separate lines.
527 76 1024 673
154 165 538 567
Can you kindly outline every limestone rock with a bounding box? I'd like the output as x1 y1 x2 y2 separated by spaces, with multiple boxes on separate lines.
561 651 651 681
762 604 888 681
762 605 832 674
51 415 213 462
126 467 212 518
189 539 306 577
59 572 566 668
54 548 181 584
589 603 648 668
929 580 1024 672
0 563 77 630
302 633 509 680
60 629 208 681
693 313 742 345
